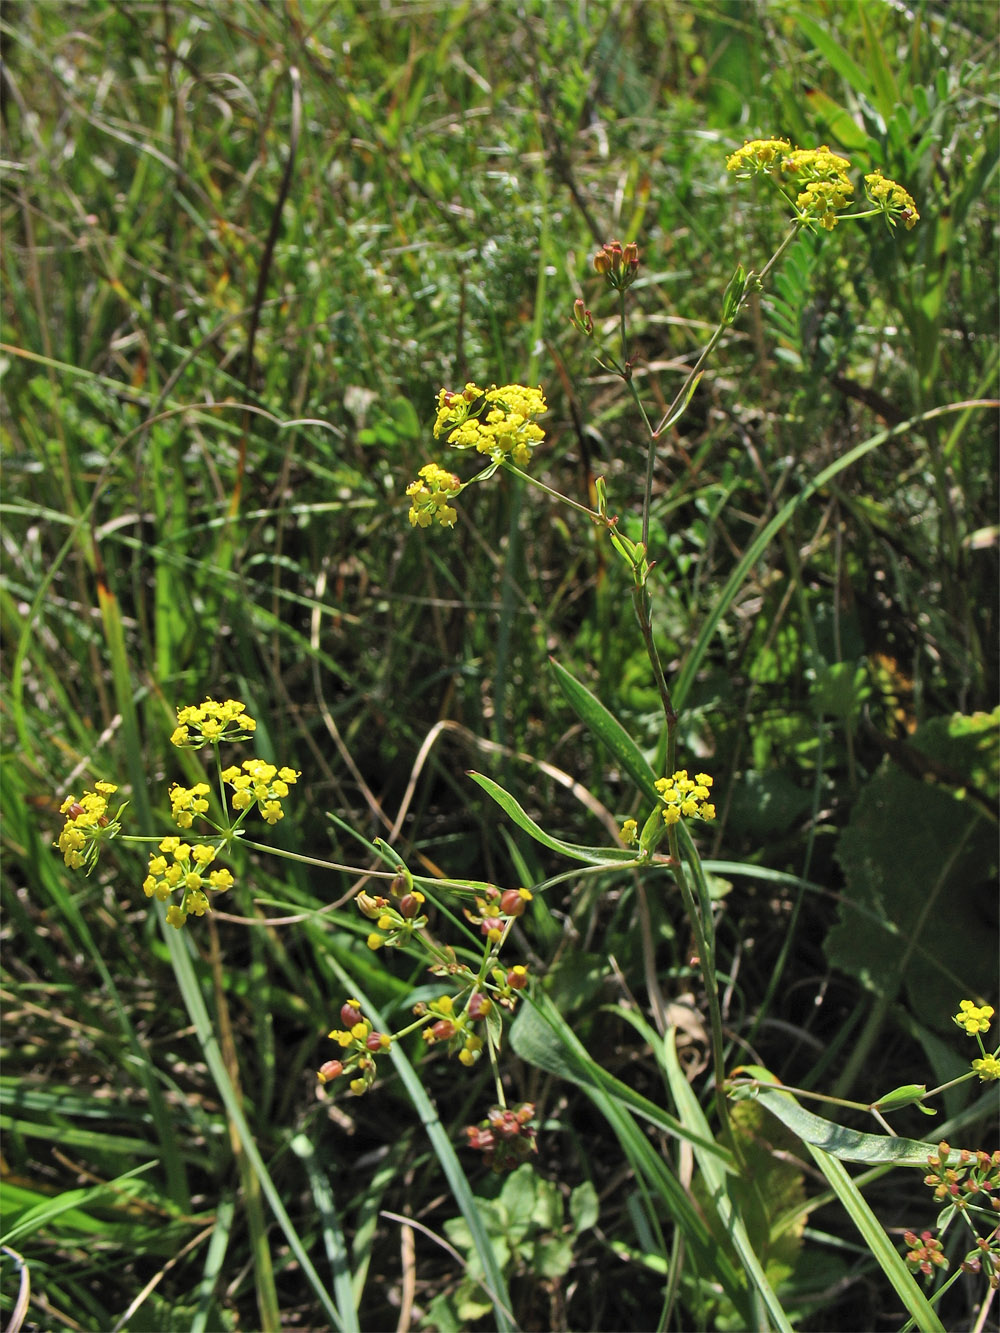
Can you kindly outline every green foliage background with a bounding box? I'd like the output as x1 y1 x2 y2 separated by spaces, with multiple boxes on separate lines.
2 1 997 1329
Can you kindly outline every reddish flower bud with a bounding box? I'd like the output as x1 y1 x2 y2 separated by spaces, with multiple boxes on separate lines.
430 1019 455 1041
507 965 528 990
341 1001 363 1027
366 1031 389 1052
356 892 384 919
389 873 408 898
398 893 420 918
318 1059 344 1083
468 993 492 1020
500 889 527 916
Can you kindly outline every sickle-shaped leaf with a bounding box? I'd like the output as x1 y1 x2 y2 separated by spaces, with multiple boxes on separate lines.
548 657 660 805
467 772 635 866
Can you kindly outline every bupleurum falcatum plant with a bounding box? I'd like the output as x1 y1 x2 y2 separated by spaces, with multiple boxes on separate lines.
56 137 992 1321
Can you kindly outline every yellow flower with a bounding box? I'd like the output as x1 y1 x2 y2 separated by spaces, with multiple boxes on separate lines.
221 759 299 823
726 138 792 174
655 769 716 825
170 698 257 749
972 1055 1000 1081
953 1000 994 1035
142 840 234 922
865 169 920 229
168 781 211 829
56 783 124 873
434 383 548 468
406 462 461 528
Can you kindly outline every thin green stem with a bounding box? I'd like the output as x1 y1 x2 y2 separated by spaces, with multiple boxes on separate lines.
666 827 727 1124
502 461 603 522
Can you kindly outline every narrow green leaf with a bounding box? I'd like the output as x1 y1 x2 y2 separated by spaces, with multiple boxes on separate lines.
806 1148 945 1333
747 1087 938 1166
548 657 660 804
662 1034 795 1333
467 772 635 866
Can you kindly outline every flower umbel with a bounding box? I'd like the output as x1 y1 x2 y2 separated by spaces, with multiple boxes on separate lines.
726 138 918 233
954 1000 995 1036
405 462 461 528
725 138 792 174
909 1142 1000 1289
465 1103 538 1173
593 240 640 291
433 382 547 467
57 782 125 873
655 770 716 827
221 760 300 824
142 836 234 929
170 698 257 749
865 169 920 230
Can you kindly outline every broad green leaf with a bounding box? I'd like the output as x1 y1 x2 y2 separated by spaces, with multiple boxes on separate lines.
569 1180 599 1233
533 1235 575 1279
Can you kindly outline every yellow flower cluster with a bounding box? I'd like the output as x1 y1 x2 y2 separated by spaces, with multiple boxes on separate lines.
655 770 716 826
725 137 792 173
726 138 918 232
169 781 211 829
170 698 257 748
57 782 123 872
221 759 299 824
865 169 920 229
434 382 547 467
406 462 461 528
953 1000 994 1036
973 1054 1000 1081
143 836 235 929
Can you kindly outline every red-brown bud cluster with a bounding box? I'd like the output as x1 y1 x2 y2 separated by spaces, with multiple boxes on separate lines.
903 1229 948 1277
464 1102 537 1172
593 240 639 290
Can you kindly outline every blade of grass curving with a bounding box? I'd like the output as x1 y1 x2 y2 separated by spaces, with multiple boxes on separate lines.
346 1144 405 1310
662 1032 795 1333
549 657 661 804
291 1133 361 1333
1 1163 156 1248
749 1088 938 1167
319 957 518 1333
511 994 728 1159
